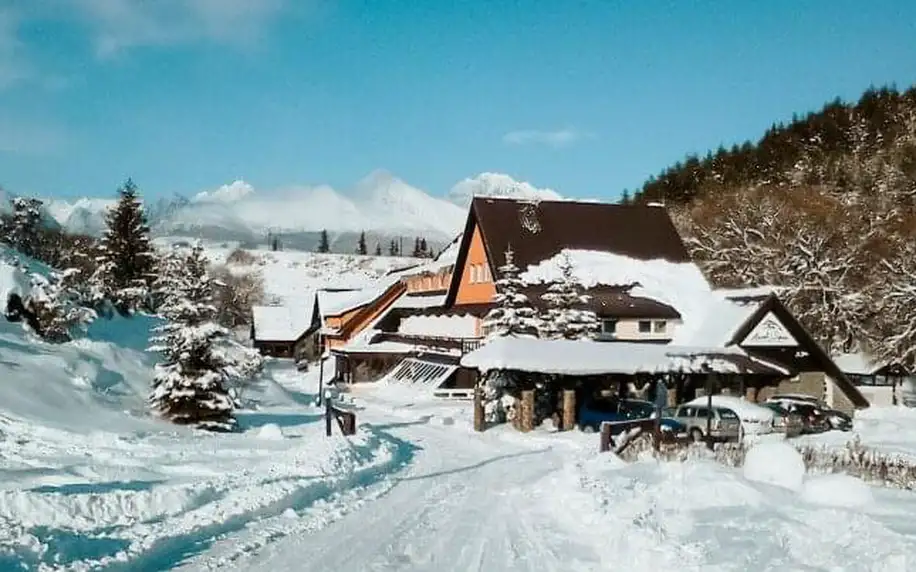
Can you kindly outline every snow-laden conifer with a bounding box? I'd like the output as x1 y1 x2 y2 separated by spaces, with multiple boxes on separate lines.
539 253 599 340
92 179 155 314
148 244 240 431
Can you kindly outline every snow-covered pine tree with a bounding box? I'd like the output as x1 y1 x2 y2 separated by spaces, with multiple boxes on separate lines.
26 268 96 343
8 197 44 258
148 244 240 431
478 247 541 424
93 179 155 314
539 253 599 340
480 246 541 339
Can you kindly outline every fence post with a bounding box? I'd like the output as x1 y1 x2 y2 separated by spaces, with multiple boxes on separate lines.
520 390 535 432
325 394 332 437
473 386 485 432
562 389 576 431
599 422 612 453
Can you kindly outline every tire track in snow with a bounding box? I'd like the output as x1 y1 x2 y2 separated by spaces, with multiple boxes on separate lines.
102 426 418 572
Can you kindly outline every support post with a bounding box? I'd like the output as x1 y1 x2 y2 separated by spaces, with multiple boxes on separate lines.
705 372 714 450
473 385 485 432
325 394 332 437
599 422 612 453
562 389 576 431
317 336 325 407
520 390 535 432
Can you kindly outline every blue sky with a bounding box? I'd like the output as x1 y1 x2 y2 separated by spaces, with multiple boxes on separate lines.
1 0 915 201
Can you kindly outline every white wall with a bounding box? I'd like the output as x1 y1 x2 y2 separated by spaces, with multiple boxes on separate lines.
400 315 478 338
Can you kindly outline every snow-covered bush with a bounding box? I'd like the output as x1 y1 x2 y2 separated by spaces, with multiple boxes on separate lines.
480 370 515 424
26 268 95 343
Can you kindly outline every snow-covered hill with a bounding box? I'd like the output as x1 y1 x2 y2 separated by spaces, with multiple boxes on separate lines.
34 171 565 244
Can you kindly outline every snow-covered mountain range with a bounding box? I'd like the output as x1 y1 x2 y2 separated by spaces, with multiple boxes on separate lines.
32 171 563 245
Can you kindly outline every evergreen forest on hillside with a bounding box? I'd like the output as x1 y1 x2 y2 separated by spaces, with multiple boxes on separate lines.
634 85 916 367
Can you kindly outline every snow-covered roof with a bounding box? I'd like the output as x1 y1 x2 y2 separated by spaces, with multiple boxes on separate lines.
460 337 787 376
393 292 447 310
318 275 402 317
833 352 884 375
684 395 775 422
251 305 314 342
671 291 763 347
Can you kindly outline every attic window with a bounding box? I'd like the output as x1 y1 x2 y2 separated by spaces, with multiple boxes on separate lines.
518 203 541 234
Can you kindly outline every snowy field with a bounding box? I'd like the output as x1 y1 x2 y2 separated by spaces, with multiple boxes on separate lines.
4 251 916 570
199 242 416 305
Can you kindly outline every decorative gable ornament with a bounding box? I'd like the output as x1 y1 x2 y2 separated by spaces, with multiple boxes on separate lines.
517 203 541 234
742 312 798 347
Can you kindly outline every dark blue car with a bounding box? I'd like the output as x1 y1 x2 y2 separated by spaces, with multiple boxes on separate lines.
578 397 687 435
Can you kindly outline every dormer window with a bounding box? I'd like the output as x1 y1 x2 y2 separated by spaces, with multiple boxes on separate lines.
638 320 652 333
601 319 618 336
653 320 667 334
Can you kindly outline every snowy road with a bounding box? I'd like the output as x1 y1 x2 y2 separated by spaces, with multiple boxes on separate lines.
239 417 596 572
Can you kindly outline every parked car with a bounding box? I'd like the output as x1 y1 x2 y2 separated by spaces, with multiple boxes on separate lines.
782 402 831 434
684 395 775 438
578 398 687 438
766 395 853 432
668 404 742 443
760 402 804 437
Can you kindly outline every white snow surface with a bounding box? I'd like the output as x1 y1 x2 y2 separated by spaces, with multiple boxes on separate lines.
461 336 771 376
251 305 314 341
743 441 806 491
5 250 916 570
204 245 413 307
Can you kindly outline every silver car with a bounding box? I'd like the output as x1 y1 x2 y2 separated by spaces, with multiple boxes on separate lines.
668 404 742 443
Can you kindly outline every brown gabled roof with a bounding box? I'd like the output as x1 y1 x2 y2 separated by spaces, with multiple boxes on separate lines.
445 197 691 307
728 294 869 409
523 284 681 319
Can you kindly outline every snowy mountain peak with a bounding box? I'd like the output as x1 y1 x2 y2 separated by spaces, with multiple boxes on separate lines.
447 172 562 207
192 180 254 204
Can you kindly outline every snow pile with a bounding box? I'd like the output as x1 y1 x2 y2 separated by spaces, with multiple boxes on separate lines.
743 441 805 491
802 406 916 458
256 423 286 440
801 474 874 507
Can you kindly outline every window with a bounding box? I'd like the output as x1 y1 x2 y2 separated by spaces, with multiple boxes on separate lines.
653 320 667 334
600 319 617 337
469 264 479 284
638 320 652 333
481 264 491 282
694 407 709 419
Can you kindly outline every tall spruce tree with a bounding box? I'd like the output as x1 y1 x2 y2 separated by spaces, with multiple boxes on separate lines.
317 230 330 253
93 179 155 314
374 242 382 256
388 239 399 256
148 244 239 431
481 246 541 338
357 231 367 255
419 237 429 258
412 236 422 258
539 253 599 340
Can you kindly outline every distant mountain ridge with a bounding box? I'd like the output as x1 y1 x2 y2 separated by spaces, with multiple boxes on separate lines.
30 171 563 244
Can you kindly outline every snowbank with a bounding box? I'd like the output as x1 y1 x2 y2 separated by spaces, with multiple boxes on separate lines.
801 474 873 507
743 441 805 491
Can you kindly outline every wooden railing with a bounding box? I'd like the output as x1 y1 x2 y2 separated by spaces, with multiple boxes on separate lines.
598 418 687 454
325 400 357 437
375 332 484 355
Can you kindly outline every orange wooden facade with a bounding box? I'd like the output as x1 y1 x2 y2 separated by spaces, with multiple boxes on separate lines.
453 224 496 305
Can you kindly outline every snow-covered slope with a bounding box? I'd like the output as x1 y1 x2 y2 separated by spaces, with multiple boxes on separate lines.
37 171 566 243
203 244 417 306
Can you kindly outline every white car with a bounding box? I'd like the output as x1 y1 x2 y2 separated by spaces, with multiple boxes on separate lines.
685 395 775 437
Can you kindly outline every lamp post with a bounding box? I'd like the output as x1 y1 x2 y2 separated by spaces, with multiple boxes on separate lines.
317 332 325 407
